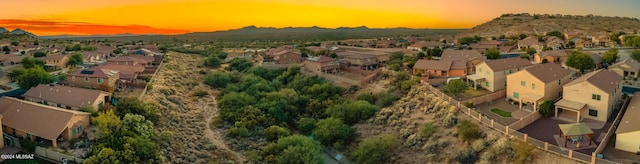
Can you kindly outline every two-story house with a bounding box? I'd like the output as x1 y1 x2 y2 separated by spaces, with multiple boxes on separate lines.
23 84 112 110
507 63 572 111
44 54 69 70
467 58 533 92
0 97 90 148
609 59 640 80
615 92 640 153
440 49 486 74
518 36 544 51
304 56 340 74
66 68 119 89
533 50 569 64
268 47 303 64
554 69 622 122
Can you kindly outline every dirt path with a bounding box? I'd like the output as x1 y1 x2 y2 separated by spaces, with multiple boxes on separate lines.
199 87 244 163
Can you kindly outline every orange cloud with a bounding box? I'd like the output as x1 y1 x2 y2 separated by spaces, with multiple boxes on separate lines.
0 19 190 36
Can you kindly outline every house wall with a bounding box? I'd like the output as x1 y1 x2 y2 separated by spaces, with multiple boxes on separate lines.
543 74 572 101
2 126 36 141
304 61 323 74
63 114 90 141
616 131 640 153
564 83 617 122
66 75 118 89
507 71 546 102
610 65 639 79
476 63 494 91
449 69 466 77
275 52 302 64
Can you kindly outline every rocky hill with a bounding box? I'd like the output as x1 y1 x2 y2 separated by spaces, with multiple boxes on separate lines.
460 13 640 38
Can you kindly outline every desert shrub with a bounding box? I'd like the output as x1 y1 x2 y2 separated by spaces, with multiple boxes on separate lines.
442 113 458 128
375 91 401 107
264 125 290 141
226 127 250 138
312 117 355 146
471 139 489 152
204 71 232 88
204 55 221 68
466 101 474 108
455 149 479 164
350 134 399 164
419 122 438 139
192 89 208 98
356 92 377 104
260 135 322 164
146 84 153 91
422 138 449 154
325 100 379 125
480 138 514 162
296 117 316 135
513 140 536 164
457 120 483 143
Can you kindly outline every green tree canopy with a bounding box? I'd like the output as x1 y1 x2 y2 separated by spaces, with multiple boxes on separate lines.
204 71 232 88
261 135 322 164
17 66 54 89
602 48 619 65
445 79 468 94
545 31 563 38
526 48 537 56
84 148 120 164
228 58 253 72
114 97 159 123
33 52 46 57
67 53 84 67
121 114 154 139
565 51 595 74
95 110 122 139
296 117 316 135
21 57 45 69
325 100 379 125
264 125 290 141
457 120 483 143
204 55 222 68
631 49 640 62
350 134 400 164
625 36 640 48
312 117 355 146
485 48 501 59
7 68 25 82
538 100 555 117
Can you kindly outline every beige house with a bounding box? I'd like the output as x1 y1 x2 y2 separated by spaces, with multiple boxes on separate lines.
440 49 486 73
66 68 120 89
533 50 568 64
44 54 69 70
467 58 533 92
303 56 340 74
554 70 623 122
413 59 467 78
609 59 640 79
506 63 572 111
0 97 91 148
518 36 544 51
615 92 640 153
24 84 112 110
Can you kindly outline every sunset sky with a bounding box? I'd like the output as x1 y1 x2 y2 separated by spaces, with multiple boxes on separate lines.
2 0 640 36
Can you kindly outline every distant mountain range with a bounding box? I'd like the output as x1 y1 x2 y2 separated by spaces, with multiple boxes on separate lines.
0 27 37 37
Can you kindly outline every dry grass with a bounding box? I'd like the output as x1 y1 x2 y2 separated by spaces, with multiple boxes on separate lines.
142 52 243 163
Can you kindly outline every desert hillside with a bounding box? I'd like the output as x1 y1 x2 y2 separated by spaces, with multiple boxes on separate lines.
461 13 640 38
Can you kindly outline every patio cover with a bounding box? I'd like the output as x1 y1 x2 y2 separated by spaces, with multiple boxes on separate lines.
466 74 485 81
555 99 587 111
559 123 593 136
518 92 544 111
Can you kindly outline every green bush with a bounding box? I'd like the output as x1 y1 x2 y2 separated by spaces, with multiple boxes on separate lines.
146 84 153 91
296 117 316 135
312 117 355 146
466 101 474 108
264 125 290 141
419 122 438 139
356 93 377 104
226 127 250 138
325 100 379 125
490 108 512 117
538 100 554 117
350 134 399 164
19 139 38 152
204 71 232 88
457 120 483 143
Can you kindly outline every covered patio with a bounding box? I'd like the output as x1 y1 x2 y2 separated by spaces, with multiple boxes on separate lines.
518 92 543 112
466 74 485 90
557 123 594 148
554 99 587 123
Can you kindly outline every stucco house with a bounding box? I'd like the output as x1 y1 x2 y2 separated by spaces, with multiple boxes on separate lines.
518 36 544 51
615 92 640 154
407 41 443 51
268 47 303 64
554 69 623 122
0 97 90 148
338 51 380 70
304 56 340 74
0 54 23 66
65 68 120 89
467 58 533 92
440 49 486 74
573 38 593 49
533 50 568 64
609 59 640 80
413 59 467 78
506 63 572 111
44 54 69 69
24 84 112 110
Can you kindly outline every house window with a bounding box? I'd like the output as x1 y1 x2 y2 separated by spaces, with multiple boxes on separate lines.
588 109 598 117
97 78 103 84
485 81 489 87
72 76 75 81
57 104 62 108
85 77 90 82
479 68 482 72
486 71 490 75
532 83 536 90
513 92 520 99
72 128 76 136
26 133 30 139
521 81 526 86
592 94 601 101
558 79 561 85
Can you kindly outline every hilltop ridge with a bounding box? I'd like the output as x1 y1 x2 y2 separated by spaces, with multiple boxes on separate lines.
461 13 640 38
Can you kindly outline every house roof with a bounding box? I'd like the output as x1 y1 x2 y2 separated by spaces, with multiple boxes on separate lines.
558 123 593 136
482 58 533 72
0 97 90 140
610 59 640 71
23 84 111 108
68 67 118 79
537 50 569 58
45 54 68 61
440 50 485 62
518 36 542 46
479 40 502 45
617 92 640 134
564 69 622 93
413 59 452 70
589 53 602 64
523 63 571 83
408 41 442 48
0 54 24 63
107 56 154 64
307 56 335 63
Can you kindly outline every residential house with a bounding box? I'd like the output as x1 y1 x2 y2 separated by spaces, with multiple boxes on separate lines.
305 46 327 54
544 36 565 50
407 41 443 51
440 49 486 74
413 59 467 78
533 50 569 64
66 68 119 89
82 51 108 63
106 56 155 66
609 59 640 79
337 51 380 70
0 54 24 66
573 38 594 49
96 64 145 88
615 92 640 153
564 31 584 40
304 56 340 74
554 70 622 122
467 58 533 92
589 53 603 69
592 35 616 47
506 63 572 111
44 54 69 69
518 36 544 51
268 47 303 64
24 84 112 110
0 97 90 148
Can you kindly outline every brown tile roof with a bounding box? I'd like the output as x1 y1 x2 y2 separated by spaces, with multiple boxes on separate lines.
451 61 467 70
414 59 452 70
617 92 640 134
482 58 533 72
479 40 502 45
518 36 543 46
524 63 571 83
610 59 640 71
440 50 485 62
307 56 336 63
564 69 622 93
68 67 118 79
24 84 111 108
107 56 154 65
589 53 602 63
45 54 68 61
408 41 443 48
0 97 90 140
537 50 569 58
96 64 143 80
